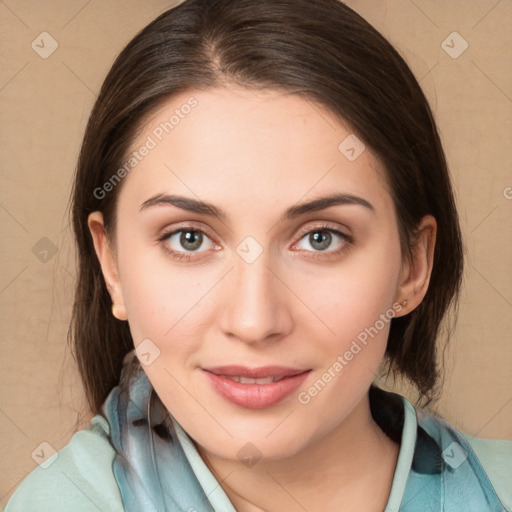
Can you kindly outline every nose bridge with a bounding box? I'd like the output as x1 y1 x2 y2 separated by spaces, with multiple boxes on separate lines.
219 242 291 343
236 247 273 302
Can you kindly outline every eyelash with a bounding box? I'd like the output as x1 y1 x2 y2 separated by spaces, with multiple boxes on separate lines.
156 223 353 262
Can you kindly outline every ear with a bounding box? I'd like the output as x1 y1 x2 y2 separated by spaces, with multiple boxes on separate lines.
87 211 128 321
394 215 437 317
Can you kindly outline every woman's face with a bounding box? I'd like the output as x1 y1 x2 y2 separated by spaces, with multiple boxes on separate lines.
91 86 414 461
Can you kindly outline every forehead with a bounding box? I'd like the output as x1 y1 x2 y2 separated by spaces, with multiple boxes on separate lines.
119 85 392 220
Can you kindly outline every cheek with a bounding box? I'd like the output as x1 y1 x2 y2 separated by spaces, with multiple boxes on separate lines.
293 262 400 426
291 238 402 414
117 255 209 405
115 238 206 349
298 241 402 349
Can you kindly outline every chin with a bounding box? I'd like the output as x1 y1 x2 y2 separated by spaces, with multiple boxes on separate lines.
199 432 310 464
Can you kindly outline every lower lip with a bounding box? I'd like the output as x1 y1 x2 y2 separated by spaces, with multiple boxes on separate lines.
203 370 311 409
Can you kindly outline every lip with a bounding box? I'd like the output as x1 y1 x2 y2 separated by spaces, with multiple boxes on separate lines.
203 365 308 379
202 366 311 409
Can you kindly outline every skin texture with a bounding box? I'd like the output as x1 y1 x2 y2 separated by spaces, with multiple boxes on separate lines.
88 85 436 511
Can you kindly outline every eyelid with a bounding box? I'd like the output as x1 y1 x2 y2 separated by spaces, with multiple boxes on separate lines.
156 220 217 242
295 221 351 239
157 220 349 243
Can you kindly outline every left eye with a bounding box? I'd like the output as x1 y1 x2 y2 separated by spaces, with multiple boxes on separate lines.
294 228 347 253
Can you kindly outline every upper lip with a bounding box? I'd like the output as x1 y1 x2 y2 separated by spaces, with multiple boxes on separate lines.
203 365 310 379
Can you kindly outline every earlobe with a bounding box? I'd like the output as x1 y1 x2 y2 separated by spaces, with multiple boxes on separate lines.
394 215 437 316
87 211 128 321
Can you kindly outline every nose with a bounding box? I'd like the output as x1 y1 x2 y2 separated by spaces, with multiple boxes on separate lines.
217 250 293 345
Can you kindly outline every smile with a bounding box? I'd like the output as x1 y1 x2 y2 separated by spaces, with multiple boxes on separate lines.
202 366 311 409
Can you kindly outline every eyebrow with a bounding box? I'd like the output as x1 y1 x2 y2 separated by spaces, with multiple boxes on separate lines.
139 192 375 222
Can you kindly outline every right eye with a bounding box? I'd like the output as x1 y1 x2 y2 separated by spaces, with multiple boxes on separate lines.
157 226 218 261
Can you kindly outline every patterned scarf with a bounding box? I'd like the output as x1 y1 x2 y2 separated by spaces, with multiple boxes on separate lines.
101 351 507 511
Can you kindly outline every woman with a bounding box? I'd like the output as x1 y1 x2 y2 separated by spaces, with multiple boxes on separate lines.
5 0 511 510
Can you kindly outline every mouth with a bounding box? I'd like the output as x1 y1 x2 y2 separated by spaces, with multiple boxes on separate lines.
203 365 309 380
202 365 311 409
215 375 288 384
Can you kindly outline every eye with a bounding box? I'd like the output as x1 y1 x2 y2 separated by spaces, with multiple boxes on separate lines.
157 226 217 261
293 224 352 258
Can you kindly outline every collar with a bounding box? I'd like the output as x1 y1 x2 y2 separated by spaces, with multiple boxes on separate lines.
169 387 419 512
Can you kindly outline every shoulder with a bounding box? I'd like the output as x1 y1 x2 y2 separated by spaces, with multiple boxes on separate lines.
423 410 512 509
461 431 512 511
4 415 124 512
408 399 512 510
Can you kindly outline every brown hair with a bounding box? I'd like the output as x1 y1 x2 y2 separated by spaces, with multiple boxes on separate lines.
68 0 463 415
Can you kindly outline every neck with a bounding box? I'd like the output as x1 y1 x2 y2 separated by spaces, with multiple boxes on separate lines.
195 393 400 512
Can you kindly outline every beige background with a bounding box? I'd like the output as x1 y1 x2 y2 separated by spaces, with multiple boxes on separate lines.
1 0 511 505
